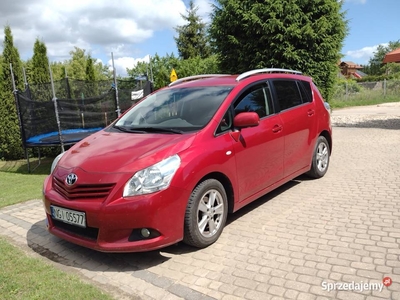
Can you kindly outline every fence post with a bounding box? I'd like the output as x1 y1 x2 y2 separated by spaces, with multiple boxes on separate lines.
111 52 121 118
49 64 65 152
383 79 387 97
11 63 31 171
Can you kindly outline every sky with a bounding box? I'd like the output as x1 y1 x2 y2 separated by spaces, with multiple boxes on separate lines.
0 0 398 77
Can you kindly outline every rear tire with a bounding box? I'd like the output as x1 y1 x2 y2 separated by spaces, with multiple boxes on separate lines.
183 179 228 248
307 136 330 179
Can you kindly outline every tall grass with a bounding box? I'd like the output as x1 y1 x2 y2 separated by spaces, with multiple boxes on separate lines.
331 78 400 109
330 94 400 109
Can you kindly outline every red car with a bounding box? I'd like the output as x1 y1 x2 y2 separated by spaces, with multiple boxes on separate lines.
42 68 332 252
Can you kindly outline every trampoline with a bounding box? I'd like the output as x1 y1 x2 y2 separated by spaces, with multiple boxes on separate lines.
25 128 103 146
14 85 118 172
11 72 153 172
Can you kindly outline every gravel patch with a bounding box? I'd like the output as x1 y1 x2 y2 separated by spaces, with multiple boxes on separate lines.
332 114 400 129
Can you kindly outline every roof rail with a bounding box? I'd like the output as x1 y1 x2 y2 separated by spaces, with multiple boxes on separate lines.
168 74 230 87
236 68 302 81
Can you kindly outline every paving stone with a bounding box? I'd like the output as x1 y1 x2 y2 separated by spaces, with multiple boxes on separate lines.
2 125 400 300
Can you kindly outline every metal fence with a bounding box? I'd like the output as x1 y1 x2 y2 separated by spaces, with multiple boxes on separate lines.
333 78 400 101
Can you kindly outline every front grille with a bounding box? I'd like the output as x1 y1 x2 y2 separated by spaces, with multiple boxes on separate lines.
53 176 115 200
52 219 99 240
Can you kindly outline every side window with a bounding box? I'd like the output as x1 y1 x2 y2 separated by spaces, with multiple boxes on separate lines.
272 80 303 111
234 83 273 118
217 109 233 134
298 80 313 103
216 83 274 134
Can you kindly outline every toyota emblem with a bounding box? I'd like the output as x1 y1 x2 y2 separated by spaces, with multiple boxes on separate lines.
65 173 78 186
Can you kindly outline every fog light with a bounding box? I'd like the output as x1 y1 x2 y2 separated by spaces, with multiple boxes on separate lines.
141 228 151 238
129 228 161 241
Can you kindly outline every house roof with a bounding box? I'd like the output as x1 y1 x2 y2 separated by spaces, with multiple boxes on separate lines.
340 61 363 69
383 48 400 63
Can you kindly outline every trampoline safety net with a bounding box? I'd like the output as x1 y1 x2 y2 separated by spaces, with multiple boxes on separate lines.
16 77 152 147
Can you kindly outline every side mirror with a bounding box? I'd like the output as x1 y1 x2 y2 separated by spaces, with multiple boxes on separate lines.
233 112 260 128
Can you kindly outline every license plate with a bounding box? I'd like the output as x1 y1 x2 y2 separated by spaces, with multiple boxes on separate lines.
50 205 86 228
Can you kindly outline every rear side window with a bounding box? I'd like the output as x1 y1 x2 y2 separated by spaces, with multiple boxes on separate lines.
299 80 313 103
272 80 302 111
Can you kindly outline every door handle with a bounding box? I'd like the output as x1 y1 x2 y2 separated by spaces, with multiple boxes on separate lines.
272 124 283 133
307 109 315 117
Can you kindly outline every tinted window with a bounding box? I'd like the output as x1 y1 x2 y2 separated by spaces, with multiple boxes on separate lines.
217 83 274 134
272 80 302 111
299 80 313 103
234 83 273 118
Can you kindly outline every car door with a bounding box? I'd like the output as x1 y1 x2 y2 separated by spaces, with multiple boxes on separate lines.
229 82 285 202
271 79 317 178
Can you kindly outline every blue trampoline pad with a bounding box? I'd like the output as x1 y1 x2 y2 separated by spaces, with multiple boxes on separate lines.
26 127 103 146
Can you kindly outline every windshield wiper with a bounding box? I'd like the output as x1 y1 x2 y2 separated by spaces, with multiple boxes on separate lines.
132 127 184 134
113 125 146 133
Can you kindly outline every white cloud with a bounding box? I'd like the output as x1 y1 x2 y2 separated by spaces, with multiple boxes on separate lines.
0 0 187 62
194 0 214 23
345 43 387 64
344 0 367 3
108 55 151 77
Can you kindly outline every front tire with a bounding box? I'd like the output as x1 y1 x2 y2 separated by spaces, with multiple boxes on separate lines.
307 135 330 179
183 179 228 248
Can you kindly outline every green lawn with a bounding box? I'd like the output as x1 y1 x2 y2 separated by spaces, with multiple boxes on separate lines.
0 237 113 300
0 158 51 209
0 158 115 300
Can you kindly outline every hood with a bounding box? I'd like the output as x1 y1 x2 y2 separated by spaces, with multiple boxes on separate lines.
58 130 196 173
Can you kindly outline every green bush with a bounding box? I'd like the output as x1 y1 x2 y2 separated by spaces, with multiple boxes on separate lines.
333 78 362 98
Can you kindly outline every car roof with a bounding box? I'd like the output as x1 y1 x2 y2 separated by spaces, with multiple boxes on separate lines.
167 68 311 88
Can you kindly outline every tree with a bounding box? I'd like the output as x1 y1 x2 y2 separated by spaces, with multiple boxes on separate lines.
364 40 400 76
61 47 112 81
209 0 347 100
128 53 179 89
127 53 219 90
177 55 219 78
93 60 113 80
174 0 211 59
28 38 50 84
50 61 67 81
84 55 99 97
0 25 25 159
67 47 87 80
85 55 96 81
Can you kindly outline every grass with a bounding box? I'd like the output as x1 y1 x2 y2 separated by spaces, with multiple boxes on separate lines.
0 157 115 300
330 93 400 109
0 158 52 209
0 237 113 300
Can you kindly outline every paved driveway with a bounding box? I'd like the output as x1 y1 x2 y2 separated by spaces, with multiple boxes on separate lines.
1 105 400 300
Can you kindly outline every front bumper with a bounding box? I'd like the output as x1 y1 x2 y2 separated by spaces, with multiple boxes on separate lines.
42 175 190 252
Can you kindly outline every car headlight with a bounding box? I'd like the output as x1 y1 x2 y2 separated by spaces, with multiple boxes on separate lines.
123 154 181 197
50 152 66 174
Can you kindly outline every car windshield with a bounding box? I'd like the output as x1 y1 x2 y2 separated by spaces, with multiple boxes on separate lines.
114 86 233 133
